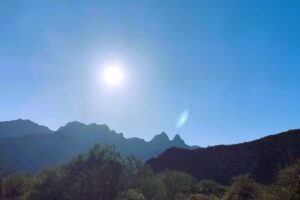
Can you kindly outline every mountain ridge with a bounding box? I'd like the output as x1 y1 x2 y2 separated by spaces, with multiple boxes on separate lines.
0 119 191 172
147 129 300 184
0 119 53 139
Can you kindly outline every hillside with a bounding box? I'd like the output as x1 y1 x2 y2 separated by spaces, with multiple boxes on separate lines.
147 129 300 184
0 119 53 139
0 121 190 172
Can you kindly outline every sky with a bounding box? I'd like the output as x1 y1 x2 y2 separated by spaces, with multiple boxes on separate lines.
1 0 300 146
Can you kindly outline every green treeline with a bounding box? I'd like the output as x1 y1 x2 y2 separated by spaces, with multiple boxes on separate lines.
0 144 299 200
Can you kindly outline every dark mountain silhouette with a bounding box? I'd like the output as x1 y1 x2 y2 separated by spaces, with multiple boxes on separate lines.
0 119 53 139
147 129 300 184
0 120 190 172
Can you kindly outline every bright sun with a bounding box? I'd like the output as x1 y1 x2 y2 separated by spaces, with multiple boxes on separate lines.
102 64 124 86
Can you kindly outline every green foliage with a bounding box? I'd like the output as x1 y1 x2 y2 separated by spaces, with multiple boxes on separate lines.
134 165 166 200
0 173 36 200
223 175 262 200
118 189 145 200
26 144 140 200
259 186 277 200
158 170 195 200
1 144 300 200
273 160 300 200
195 180 227 198
188 193 221 200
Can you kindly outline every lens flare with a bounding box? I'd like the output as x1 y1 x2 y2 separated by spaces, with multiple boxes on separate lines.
176 109 189 128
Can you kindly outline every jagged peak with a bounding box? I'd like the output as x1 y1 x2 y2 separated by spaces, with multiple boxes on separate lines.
151 132 170 143
172 134 186 146
173 134 182 141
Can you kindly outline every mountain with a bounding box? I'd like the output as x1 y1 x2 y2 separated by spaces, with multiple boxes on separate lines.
0 120 191 172
0 119 53 139
147 129 300 184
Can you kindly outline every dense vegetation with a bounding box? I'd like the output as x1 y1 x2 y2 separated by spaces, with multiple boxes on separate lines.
1 144 300 200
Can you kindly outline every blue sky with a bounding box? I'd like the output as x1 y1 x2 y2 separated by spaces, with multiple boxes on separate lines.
1 0 300 146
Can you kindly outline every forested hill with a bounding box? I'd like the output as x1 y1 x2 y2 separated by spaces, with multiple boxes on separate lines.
147 129 300 184
0 120 191 172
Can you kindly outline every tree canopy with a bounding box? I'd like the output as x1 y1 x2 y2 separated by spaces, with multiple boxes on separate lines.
1 145 300 200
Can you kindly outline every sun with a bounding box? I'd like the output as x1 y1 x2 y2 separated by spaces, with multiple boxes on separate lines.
102 64 124 86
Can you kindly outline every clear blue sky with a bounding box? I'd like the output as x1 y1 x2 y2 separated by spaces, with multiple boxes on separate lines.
1 0 300 146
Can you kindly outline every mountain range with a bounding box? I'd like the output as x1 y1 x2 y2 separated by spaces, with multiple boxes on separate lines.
0 119 191 172
1 119 300 185
147 129 300 184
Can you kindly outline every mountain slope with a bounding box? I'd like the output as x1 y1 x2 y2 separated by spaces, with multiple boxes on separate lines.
0 121 190 172
147 129 300 184
0 119 53 139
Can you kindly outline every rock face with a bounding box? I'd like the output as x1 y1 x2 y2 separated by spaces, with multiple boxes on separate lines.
0 119 53 139
0 120 191 172
147 129 300 184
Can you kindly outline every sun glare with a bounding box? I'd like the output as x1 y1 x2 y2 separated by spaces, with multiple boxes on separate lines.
102 64 124 87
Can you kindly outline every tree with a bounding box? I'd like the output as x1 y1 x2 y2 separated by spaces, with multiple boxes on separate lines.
274 160 300 200
0 174 36 200
223 175 262 200
188 193 220 200
118 189 145 200
27 144 139 200
158 170 195 200
133 165 166 200
195 180 226 198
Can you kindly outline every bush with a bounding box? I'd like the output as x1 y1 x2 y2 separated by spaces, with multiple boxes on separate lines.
158 170 195 200
273 160 300 200
27 144 140 200
223 175 262 200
